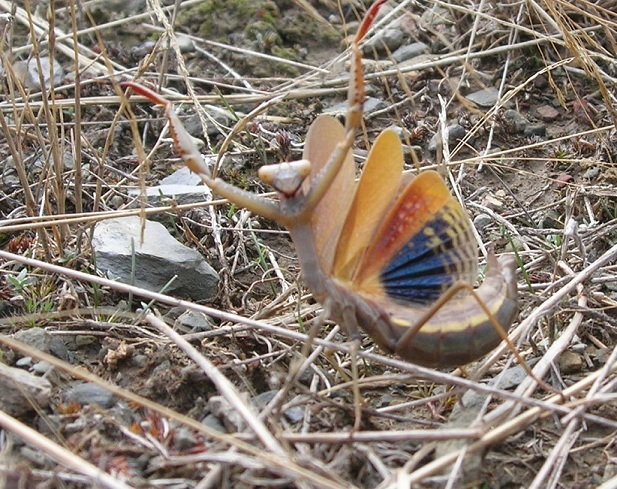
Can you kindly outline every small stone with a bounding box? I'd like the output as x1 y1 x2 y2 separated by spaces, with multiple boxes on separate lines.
75 335 97 347
160 166 203 186
202 414 227 433
208 395 247 432
283 406 305 424
363 27 405 56
420 5 454 28
253 390 276 408
64 382 116 408
583 167 600 180
473 213 493 232
0 363 51 416
536 105 560 122
15 357 32 368
176 34 195 53
11 57 63 90
523 124 547 137
109 195 125 209
31 361 53 375
466 87 499 108
174 310 214 332
184 110 235 138
503 109 529 133
391 42 429 63
127 184 212 207
482 194 503 210
428 124 467 152
131 354 148 368
172 426 198 451
92 216 219 301
327 96 387 118
362 97 389 115
13 328 69 361
505 237 525 252
490 364 527 390
557 350 584 374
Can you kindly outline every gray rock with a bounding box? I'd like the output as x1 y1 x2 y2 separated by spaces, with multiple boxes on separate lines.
363 97 389 114
92 216 219 301
328 96 387 118
503 109 529 133
363 27 405 56
172 425 199 450
253 390 306 423
13 327 69 361
0 363 51 417
160 166 203 186
428 124 467 152
466 87 499 108
11 57 63 91
127 184 211 207
391 42 430 63
473 213 493 232
583 166 600 179
420 5 454 28
64 382 116 408
523 124 546 137
176 34 195 54
208 395 247 432
174 309 214 332
202 413 227 433
184 109 235 138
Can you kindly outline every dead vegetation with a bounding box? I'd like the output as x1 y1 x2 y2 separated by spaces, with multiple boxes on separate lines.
0 0 616 487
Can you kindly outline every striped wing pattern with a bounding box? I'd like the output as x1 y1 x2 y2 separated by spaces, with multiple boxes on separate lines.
378 196 478 305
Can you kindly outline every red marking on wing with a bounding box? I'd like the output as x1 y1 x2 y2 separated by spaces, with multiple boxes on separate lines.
353 171 453 287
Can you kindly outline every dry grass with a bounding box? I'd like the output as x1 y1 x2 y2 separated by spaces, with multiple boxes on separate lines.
0 0 616 487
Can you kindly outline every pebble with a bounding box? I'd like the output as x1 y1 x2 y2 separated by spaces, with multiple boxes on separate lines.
208 395 246 432
0 363 51 416
363 27 405 56
465 87 500 108
420 5 454 28
11 57 63 90
13 328 70 361
391 42 429 63
202 413 227 433
174 310 214 332
176 34 195 54
64 382 116 408
473 213 493 233
523 124 547 137
172 426 199 450
31 361 53 375
160 166 203 186
536 105 560 122
503 109 529 133
428 124 467 152
557 350 584 374
583 167 600 180
253 390 306 423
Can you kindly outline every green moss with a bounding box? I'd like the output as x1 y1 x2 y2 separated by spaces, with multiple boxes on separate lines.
178 0 280 41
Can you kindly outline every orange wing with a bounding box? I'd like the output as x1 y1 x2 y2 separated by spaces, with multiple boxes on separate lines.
354 171 478 304
302 115 356 273
332 129 403 280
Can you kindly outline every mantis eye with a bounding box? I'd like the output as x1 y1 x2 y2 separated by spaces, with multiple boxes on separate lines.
258 160 311 197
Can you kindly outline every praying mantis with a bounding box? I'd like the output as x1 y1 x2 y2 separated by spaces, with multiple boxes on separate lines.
121 0 518 370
